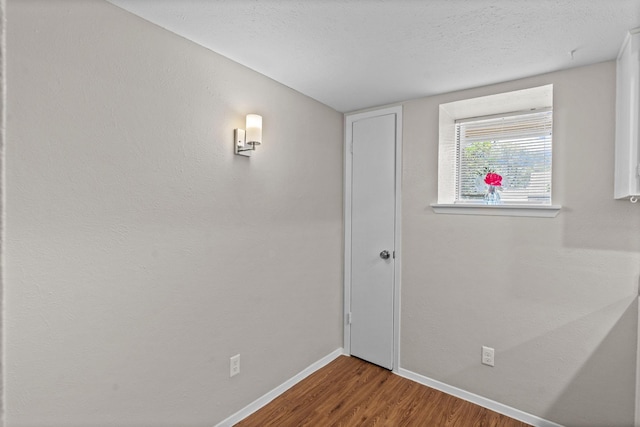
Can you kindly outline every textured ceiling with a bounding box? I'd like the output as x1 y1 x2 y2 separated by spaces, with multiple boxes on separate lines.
106 0 640 112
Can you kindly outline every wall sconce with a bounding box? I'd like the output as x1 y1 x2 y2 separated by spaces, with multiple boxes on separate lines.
234 114 262 157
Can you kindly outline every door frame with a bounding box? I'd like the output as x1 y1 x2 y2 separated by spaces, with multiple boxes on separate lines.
344 105 403 371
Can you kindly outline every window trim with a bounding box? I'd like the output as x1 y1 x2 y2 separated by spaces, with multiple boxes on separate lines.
432 85 561 217
430 203 561 218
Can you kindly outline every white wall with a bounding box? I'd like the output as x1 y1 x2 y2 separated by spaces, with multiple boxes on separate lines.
0 0 5 425
6 1 343 426
7 1 640 426
401 61 640 426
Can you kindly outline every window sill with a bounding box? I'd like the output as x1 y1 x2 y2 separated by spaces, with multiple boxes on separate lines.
430 203 561 218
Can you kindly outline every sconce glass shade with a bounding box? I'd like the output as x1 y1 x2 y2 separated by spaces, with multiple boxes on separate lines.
245 114 262 146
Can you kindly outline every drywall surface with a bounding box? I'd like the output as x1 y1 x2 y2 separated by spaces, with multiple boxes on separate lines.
6 1 343 426
104 0 640 113
401 61 640 426
0 0 5 425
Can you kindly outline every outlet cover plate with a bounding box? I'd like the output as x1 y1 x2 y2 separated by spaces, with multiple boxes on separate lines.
482 346 495 367
230 354 240 377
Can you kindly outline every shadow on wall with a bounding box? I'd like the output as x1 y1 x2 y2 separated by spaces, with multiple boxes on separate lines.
544 298 638 427
443 297 637 427
560 202 640 254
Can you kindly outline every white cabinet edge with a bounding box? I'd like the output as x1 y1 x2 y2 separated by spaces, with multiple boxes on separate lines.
614 28 640 199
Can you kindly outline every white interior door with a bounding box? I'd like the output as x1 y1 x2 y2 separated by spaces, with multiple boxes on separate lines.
348 111 397 370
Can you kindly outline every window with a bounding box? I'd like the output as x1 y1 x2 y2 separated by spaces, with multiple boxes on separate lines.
455 109 553 205
433 85 560 217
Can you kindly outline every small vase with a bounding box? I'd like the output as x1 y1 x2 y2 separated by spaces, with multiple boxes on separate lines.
484 185 501 205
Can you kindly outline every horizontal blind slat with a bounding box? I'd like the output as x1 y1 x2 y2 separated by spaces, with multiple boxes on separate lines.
455 110 553 204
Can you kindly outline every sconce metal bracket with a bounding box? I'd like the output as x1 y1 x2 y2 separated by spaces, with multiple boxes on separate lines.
234 128 253 157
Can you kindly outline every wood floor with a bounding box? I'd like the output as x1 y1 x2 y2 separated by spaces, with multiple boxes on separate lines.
235 355 531 427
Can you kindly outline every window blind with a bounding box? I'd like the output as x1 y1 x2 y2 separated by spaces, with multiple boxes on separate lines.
455 109 553 204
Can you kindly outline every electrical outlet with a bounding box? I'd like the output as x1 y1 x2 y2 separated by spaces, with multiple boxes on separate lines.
230 354 240 377
482 346 495 367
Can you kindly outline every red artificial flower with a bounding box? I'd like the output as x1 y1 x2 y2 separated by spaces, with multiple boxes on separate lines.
484 172 502 186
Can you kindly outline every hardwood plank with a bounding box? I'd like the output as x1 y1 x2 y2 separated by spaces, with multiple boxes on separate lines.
235 356 531 427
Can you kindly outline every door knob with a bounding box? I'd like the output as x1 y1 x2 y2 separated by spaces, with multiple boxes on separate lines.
379 250 391 260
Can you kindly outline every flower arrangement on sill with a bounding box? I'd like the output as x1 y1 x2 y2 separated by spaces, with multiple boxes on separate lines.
483 172 502 205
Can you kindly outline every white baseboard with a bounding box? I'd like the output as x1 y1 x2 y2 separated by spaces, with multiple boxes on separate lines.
214 350 562 427
396 368 564 427
214 348 345 427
